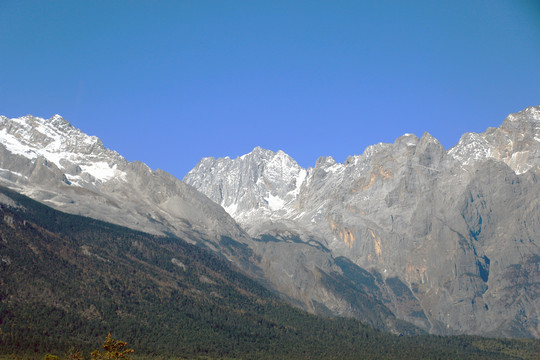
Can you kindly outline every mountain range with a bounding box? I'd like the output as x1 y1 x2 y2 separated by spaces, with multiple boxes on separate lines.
1 107 539 339
4 184 539 359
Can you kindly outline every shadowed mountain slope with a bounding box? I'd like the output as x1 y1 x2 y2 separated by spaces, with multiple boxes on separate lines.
3 186 540 359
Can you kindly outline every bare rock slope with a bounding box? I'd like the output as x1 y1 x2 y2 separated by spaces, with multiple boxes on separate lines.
0 114 249 251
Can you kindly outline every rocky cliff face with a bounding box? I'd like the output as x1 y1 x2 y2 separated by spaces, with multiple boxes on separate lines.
185 106 540 338
186 147 307 229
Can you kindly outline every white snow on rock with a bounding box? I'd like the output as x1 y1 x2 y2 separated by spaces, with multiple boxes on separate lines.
449 106 540 174
0 115 127 185
186 106 540 235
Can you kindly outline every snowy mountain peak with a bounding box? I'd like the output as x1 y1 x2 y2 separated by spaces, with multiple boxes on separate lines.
315 156 336 168
49 114 73 128
0 114 127 185
184 147 307 228
0 114 248 246
449 107 540 174
187 106 540 238
185 107 540 338
506 105 540 123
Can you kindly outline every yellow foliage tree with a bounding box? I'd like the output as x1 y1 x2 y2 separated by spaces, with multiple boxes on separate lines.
90 333 134 360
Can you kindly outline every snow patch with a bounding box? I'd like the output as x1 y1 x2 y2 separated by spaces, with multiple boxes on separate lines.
264 193 285 211
224 202 238 216
0 168 26 179
43 198 71 207
292 169 307 196
508 151 532 175
79 162 126 182
64 174 83 187
325 163 344 174
0 129 39 159
449 133 493 165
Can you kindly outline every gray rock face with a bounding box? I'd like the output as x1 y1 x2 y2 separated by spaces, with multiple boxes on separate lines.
0 114 410 333
0 115 249 253
185 106 540 338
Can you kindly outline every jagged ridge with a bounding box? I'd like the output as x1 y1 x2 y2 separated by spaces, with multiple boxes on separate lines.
185 106 540 338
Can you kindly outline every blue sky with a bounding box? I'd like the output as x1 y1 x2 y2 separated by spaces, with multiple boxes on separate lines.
1 1 539 178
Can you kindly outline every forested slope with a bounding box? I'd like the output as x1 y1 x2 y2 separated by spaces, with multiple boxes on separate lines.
0 186 538 359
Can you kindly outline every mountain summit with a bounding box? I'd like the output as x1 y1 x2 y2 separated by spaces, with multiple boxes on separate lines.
185 146 307 229
449 106 540 174
185 106 540 338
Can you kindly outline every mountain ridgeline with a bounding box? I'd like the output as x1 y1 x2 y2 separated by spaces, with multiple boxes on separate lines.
0 107 539 342
185 106 540 338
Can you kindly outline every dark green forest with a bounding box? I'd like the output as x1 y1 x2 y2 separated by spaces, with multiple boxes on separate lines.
0 186 538 359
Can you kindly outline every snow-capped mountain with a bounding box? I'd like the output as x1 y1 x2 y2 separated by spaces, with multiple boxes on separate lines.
186 106 540 338
188 107 540 236
0 114 127 186
0 114 248 250
1 108 539 338
185 146 307 230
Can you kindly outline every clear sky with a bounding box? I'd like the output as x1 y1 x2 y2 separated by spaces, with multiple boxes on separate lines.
1 1 539 178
